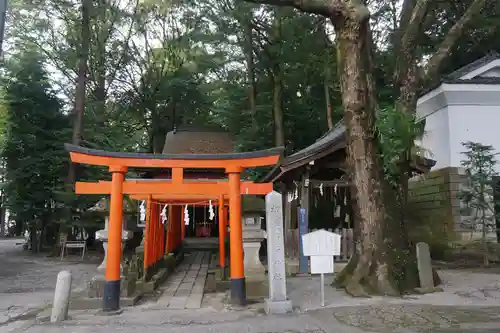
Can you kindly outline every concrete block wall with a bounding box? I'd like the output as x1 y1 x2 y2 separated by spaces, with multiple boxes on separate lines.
408 167 467 233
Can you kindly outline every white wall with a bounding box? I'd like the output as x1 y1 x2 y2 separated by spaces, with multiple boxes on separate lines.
419 107 451 170
448 105 500 171
417 80 500 172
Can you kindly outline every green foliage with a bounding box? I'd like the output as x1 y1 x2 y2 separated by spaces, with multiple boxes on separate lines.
375 107 422 188
458 142 497 228
458 141 498 265
2 50 70 236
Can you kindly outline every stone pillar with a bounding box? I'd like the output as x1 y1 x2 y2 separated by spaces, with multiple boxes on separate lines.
50 270 72 323
265 191 292 314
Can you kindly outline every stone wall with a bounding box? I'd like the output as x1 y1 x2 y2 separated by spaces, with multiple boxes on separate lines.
408 167 466 234
409 167 498 241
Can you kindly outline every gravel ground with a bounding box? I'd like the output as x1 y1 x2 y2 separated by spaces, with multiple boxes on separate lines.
0 238 101 325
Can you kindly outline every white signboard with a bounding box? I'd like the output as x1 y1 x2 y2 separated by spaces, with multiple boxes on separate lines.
310 256 334 274
302 229 341 256
301 229 341 307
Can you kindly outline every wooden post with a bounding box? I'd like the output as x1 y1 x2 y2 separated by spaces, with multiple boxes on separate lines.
299 170 310 275
181 206 186 240
218 195 225 271
159 205 165 257
174 205 181 250
151 203 158 263
283 184 292 258
143 197 152 272
166 206 174 254
103 165 127 312
227 168 246 306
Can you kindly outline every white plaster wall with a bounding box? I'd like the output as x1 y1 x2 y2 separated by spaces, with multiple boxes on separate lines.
448 105 500 171
419 107 451 170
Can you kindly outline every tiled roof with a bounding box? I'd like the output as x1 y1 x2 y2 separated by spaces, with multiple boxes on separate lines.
162 127 235 154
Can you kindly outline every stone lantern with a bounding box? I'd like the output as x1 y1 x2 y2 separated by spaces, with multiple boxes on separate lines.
241 196 266 281
89 197 134 272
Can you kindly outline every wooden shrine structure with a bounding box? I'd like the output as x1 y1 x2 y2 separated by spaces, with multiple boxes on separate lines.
65 132 283 311
260 121 436 242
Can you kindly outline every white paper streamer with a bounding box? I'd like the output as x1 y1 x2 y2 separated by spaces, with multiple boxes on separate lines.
184 205 190 225
139 200 146 221
160 204 168 224
208 200 215 221
319 183 324 196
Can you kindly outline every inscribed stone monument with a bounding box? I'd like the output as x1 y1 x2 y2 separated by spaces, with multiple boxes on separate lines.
264 191 292 314
416 242 434 290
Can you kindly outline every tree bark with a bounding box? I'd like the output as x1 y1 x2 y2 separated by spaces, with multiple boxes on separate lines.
423 0 487 84
93 0 107 115
67 0 91 186
395 0 487 115
271 64 285 147
392 0 488 280
271 10 285 147
331 10 399 297
244 19 257 124
324 65 333 130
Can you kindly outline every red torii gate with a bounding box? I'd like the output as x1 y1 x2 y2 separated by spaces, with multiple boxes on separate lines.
65 144 283 312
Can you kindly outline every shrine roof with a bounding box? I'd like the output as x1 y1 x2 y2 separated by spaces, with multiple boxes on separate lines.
259 121 436 183
162 127 235 154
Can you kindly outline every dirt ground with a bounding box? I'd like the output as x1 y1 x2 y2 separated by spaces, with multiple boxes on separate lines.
0 238 101 325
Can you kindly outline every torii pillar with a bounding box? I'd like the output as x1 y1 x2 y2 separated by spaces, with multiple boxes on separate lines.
227 166 245 306
103 165 127 312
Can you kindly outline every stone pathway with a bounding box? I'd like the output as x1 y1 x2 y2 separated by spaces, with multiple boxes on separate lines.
148 251 210 310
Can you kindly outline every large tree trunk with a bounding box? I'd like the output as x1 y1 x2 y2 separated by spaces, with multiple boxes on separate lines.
321 19 334 130
391 0 487 282
331 10 399 297
244 19 257 124
324 65 333 130
271 11 285 147
271 65 285 147
94 0 107 115
67 0 91 186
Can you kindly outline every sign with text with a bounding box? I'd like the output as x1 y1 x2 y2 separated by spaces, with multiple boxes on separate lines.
302 229 341 257
298 207 308 274
301 229 341 307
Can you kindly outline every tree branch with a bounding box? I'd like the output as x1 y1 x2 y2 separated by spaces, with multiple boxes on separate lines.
423 0 487 82
243 0 343 17
400 0 430 56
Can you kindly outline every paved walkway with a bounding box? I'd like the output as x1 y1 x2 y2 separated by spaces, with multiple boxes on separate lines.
147 251 210 310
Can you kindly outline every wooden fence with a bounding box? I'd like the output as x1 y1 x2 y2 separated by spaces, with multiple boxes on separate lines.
285 228 354 261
